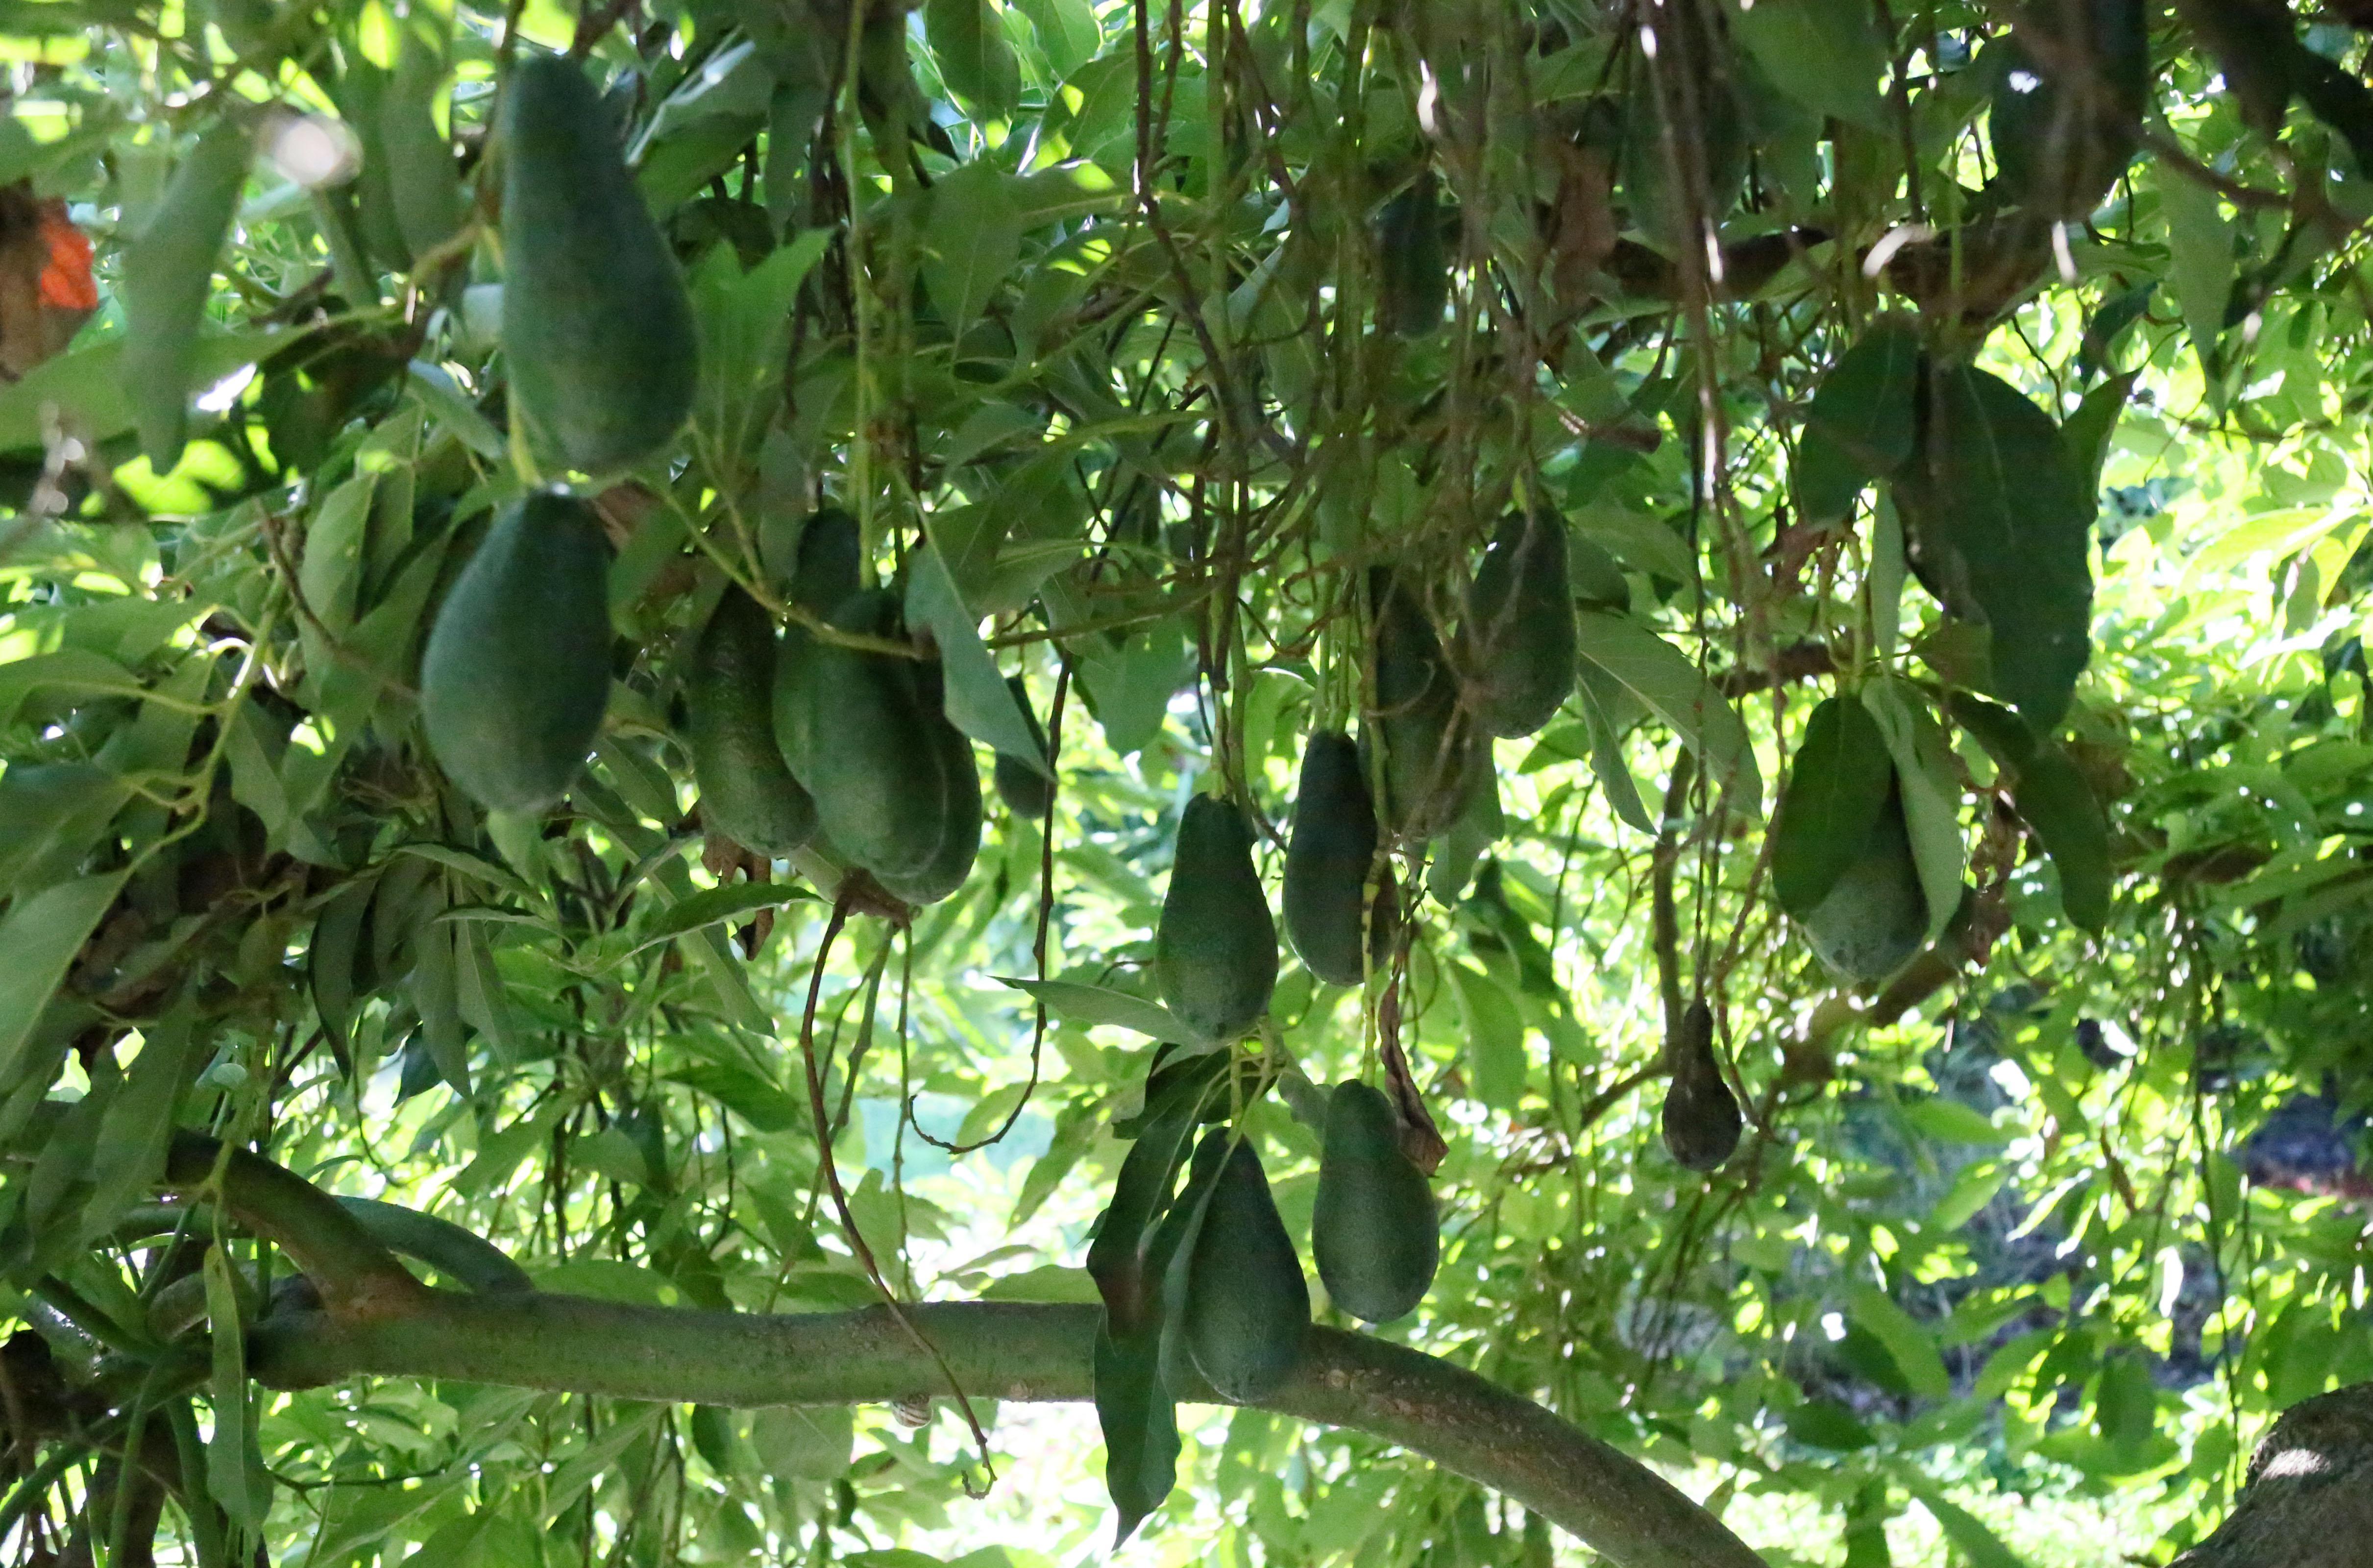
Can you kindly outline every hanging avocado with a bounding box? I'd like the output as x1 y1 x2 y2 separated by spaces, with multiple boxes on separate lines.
1154 794 1279 1044
1283 731 1385 986
1312 1080 1438 1322
419 494 612 813
774 508 864 785
498 53 697 475
1798 781 1929 983
687 585 817 857
1660 999 1742 1172
1367 569 1471 838
1466 510 1577 739
1177 1131 1310 1401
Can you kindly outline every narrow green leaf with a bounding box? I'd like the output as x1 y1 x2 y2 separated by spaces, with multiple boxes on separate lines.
633 881 817 955
1574 610 1762 813
204 1246 269 1533
1843 1280 1952 1399
1732 0 1890 131
1904 1479 2030 1568
1016 0 1100 77
1000 977 1198 1046
1771 697 1893 915
920 161 1025 348
383 15 465 260
1948 694 2112 931
1860 679 1966 940
907 535 1051 774
0 871 128 1093
122 121 251 470
1573 660 1655 833
1448 963 1526 1110
2158 164 2233 372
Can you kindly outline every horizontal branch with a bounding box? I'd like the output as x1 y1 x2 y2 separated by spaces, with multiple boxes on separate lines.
248 1294 1768 1568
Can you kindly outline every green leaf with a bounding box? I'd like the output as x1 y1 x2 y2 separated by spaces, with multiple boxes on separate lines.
907 535 1051 774
205 1245 270 1533
80 1016 203 1247
1573 660 1655 833
1843 1280 1951 1399
121 121 251 470
927 0 1022 117
751 1406 855 1480
1731 0 1890 132
1902 1097 2011 1146
1948 694 2112 931
1784 1398 1876 1451
1793 315 1922 525
0 328 289 455
1574 611 1762 813
1094 1323 1180 1544
2062 370 2134 499
1448 963 1526 1110
1016 0 1099 77
0 871 127 1095
2157 162 2233 371
1903 1479 2030 1568
1771 697 1893 915
631 882 816 956
1001 977 1199 1047
1860 678 1965 941
1894 363 2094 730
921 161 1025 347
383 14 465 259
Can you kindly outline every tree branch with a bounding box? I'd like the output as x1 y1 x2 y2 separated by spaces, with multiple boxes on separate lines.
247 1295 1766 1568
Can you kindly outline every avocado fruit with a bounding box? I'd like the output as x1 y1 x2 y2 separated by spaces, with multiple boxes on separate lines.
1154 794 1279 1044
1799 782 1929 983
1312 1080 1438 1322
1367 569 1471 838
686 585 817 857
1177 1131 1309 1401
1466 510 1577 739
1283 731 1382 986
991 674 1055 819
499 52 697 475
419 493 612 813
1661 999 1742 1172
1374 170 1447 340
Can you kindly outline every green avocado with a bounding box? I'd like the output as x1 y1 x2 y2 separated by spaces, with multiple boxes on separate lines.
1154 794 1279 1044
1312 1080 1438 1323
799 588 980 892
687 585 817 857
499 53 697 475
991 674 1055 820
1374 170 1447 340
1799 782 1930 984
1178 1132 1310 1401
1660 999 1742 1172
1283 731 1381 986
1368 569 1472 838
873 657 984 906
419 494 612 813
773 509 863 784
1466 510 1577 739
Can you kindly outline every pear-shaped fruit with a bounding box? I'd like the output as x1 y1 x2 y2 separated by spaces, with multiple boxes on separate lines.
499 53 696 474
1283 732 1383 986
991 674 1055 819
1178 1132 1309 1401
1466 510 1577 739
1799 782 1929 983
1367 569 1471 838
419 494 612 813
1312 1080 1438 1322
687 585 816 856
1661 999 1743 1172
1154 795 1278 1044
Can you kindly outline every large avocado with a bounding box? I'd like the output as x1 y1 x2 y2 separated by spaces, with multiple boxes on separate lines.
1178 1132 1310 1401
1466 510 1577 739
1282 731 1382 986
686 585 817 857
1154 794 1279 1044
419 494 612 813
499 53 697 475
1799 782 1929 984
991 673 1055 820
799 588 979 890
1312 1080 1438 1322
773 509 863 784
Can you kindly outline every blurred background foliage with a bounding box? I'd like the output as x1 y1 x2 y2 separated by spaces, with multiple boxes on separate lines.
0 0 2371 1561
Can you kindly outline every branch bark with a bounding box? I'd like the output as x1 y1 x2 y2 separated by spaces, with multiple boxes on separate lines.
247 1294 1768 1568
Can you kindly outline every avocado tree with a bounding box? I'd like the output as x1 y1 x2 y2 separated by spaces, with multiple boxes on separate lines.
1 0 2372 1563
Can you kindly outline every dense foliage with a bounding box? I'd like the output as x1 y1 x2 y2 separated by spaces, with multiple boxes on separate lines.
2 0 2373 1562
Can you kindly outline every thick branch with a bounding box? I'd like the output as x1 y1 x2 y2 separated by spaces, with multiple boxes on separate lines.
248 1295 1766 1568
157 1134 426 1321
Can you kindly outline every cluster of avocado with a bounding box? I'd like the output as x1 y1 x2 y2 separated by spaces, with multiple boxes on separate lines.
418 55 1037 905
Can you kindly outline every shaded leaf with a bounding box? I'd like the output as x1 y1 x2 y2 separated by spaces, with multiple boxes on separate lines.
1771 696 1893 915
1574 610 1762 813
121 121 250 470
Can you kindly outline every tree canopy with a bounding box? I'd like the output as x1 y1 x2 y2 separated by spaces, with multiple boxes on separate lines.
0 0 2372 1563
